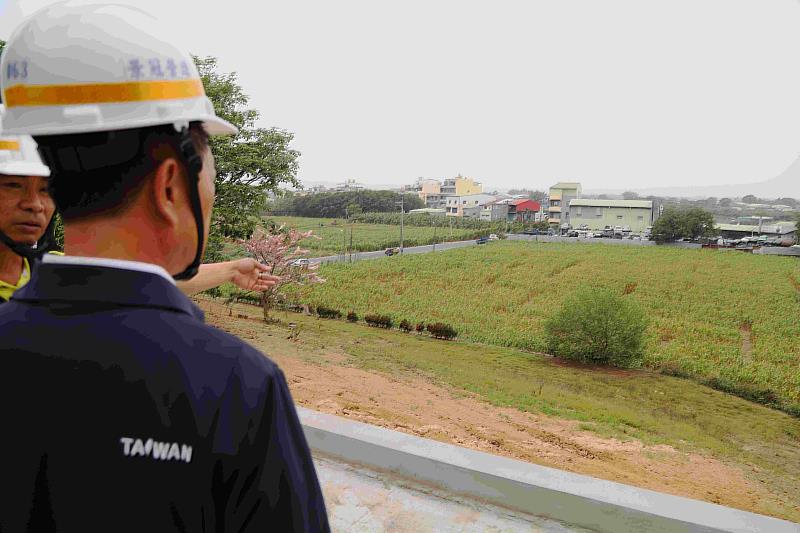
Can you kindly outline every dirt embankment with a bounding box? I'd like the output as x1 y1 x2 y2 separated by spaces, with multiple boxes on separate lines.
198 299 799 521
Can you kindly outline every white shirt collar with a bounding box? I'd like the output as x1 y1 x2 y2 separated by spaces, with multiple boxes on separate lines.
41 254 176 285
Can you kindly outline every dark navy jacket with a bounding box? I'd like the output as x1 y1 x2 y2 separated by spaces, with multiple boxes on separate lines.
0 260 330 532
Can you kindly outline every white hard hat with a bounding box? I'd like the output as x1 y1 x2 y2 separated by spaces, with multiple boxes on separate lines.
0 1 237 137
0 105 51 177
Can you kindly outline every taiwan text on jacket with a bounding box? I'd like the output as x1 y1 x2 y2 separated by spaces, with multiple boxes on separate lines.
0 261 330 532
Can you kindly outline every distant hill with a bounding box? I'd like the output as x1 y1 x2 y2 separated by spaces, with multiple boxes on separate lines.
588 155 800 200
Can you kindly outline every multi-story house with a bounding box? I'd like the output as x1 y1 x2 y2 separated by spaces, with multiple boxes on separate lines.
441 175 483 197
409 178 446 208
445 194 497 217
548 182 582 227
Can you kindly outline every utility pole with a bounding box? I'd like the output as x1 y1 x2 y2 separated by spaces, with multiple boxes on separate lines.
343 207 348 261
395 193 405 253
400 194 404 253
349 221 354 263
432 217 437 252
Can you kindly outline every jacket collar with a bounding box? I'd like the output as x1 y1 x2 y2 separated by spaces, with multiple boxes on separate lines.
12 259 203 320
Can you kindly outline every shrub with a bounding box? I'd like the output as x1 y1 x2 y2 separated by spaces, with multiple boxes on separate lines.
415 322 425 332
544 286 647 368
399 319 412 332
364 314 393 329
316 306 342 319
347 311 359 322
426 322 457 340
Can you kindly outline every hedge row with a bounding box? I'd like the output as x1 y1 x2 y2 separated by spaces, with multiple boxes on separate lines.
331 310 457 340
215 295 458 341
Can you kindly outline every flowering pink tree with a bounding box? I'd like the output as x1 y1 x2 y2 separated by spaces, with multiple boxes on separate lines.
241 226 325 321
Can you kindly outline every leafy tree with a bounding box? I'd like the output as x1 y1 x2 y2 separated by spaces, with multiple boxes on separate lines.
50 215 64 251
195 56 300 261
741 194 759 204
544 287 647 368
794 212 800 243
345 202 362 218
622 191 639 200
650 206 715 243
718 197 732 208
271 190 422 218
526 220 550 231
775 197 798 208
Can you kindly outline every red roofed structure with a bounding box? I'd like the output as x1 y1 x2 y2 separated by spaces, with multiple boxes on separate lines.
508 199 541 222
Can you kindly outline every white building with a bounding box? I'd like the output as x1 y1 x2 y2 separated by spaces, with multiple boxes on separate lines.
445 194 498 217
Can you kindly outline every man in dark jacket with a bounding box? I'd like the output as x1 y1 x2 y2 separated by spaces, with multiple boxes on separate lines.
0 3 329 531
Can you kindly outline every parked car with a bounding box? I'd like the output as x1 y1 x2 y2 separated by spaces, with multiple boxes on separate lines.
488 233 499 241
476 236 489 245
384 247 401 256
289 258 310 267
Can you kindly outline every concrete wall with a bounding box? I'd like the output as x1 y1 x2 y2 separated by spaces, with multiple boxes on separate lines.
299 408 799 533
548 186 581 226
570 206 653 232
455 178 483 196
481 203 509 221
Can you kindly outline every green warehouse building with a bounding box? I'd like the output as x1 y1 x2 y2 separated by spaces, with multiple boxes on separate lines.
568 199 659 233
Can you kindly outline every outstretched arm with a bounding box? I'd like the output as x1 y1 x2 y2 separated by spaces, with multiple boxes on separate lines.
176 258 279 296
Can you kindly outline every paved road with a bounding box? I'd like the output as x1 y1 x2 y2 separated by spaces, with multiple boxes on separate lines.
310 234 674 264
507 234 658 246
310 239 482 264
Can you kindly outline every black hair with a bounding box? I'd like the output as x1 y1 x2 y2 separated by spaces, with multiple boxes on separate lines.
34 122 209 222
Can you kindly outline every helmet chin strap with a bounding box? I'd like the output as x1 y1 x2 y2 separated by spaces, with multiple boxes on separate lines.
0 217 55 261
171 127 205 281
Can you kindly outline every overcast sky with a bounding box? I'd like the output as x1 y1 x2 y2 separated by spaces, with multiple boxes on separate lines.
2 0 800 192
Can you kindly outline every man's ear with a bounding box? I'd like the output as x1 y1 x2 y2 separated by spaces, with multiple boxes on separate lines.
150 157 184 228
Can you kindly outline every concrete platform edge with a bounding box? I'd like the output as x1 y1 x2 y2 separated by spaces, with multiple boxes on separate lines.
298 407 799 533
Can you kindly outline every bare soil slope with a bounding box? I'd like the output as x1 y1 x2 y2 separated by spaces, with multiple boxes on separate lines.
198 298 800 521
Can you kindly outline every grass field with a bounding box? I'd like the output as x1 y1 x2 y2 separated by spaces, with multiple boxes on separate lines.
200 298 800 521
268 216 487 255
290 241 800 415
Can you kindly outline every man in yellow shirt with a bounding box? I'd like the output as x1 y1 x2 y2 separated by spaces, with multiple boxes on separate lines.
0 128 58 302
0 116 277 302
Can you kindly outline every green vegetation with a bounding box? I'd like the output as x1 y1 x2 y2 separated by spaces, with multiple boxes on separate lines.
267 216 489 254
270 190 424 218
651 206 715 243
209 304 800 521
353 212 525 232
545 287 647 367
195 56 300 261
291 241 800 415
